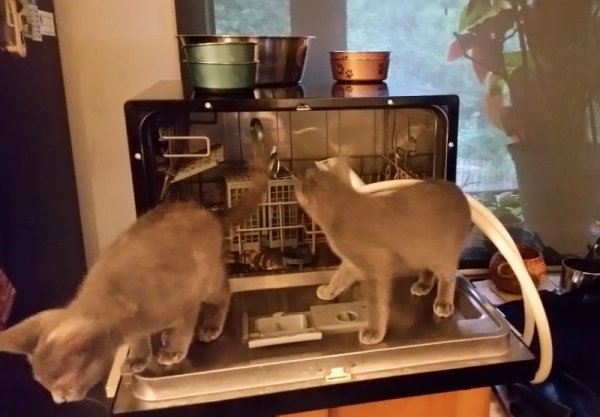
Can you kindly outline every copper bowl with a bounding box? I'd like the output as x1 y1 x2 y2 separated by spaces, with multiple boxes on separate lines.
329 51 390 83
330 51 390 60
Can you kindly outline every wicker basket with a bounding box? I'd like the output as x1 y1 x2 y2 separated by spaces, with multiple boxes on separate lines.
489 244 546 294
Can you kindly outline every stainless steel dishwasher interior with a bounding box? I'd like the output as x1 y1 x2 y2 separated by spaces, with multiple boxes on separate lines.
126 273 511 403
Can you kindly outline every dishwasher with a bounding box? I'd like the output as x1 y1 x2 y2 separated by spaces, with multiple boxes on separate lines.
112 81 534 414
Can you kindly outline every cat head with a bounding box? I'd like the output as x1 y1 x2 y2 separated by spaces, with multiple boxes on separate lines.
295 161 354 220
0 309 117 403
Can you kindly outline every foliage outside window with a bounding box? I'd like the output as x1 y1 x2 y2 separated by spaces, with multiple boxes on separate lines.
214 0 600 258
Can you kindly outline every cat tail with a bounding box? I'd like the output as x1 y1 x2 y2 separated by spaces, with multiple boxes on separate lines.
220 142 269 229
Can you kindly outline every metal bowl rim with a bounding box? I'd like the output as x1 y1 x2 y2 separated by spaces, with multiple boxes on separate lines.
561 257 600 273
183 42 258 48
177 34 315 40
330 57 391 61
330 50 390 54
184 60 258 66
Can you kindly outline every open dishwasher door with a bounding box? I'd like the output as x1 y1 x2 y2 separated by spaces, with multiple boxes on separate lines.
112 81 535 415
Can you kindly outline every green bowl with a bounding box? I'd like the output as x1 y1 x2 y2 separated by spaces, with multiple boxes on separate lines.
183 42 257 63
185 61 257 90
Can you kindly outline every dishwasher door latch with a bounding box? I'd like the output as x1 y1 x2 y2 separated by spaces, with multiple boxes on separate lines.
325 367 352 383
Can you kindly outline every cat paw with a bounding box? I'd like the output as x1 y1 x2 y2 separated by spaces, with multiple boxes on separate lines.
197 325 223 343
120 356 150 375
410 281 434 296
157 348 186 366
433 300 455 318
358 327 386 345
316 285 337 301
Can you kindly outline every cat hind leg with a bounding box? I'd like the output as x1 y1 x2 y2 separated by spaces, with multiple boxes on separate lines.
121 336 152 375
410 269 435 296
432 269 457 318
197 281 231 343
359 274 392 345
158 311 198 366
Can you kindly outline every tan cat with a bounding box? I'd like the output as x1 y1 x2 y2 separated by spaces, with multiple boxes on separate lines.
0 146 267 403
295 159 471 345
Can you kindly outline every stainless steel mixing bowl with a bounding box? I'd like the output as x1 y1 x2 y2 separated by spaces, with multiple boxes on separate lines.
177 35 314 85
560 257 600 293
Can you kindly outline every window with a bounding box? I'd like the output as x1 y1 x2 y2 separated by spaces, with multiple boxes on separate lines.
347 0 517 194
209 0 600 261
215 0 290 35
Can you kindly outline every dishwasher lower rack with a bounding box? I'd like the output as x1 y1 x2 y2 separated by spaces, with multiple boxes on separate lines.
115 275 518 406
222 152 422 264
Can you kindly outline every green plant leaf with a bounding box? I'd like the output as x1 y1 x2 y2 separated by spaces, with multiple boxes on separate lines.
477 191 498 207
503 50 535 74
459 0 503 32
458 0 515 34
493 207 522 223
508 207 523 218
489 74 510 96
492 0 512 9
498 193 520 209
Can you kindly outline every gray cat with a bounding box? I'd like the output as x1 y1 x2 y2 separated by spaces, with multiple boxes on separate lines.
0 148 267 403
295 159 471 345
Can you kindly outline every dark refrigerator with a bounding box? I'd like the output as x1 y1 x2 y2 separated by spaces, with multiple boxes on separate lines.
0 0 90 415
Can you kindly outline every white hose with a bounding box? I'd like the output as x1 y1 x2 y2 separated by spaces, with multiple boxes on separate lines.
357 179 553 383
468 196 534 345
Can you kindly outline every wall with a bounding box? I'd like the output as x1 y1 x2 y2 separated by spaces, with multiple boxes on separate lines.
53 0 181 263
290 0 346 86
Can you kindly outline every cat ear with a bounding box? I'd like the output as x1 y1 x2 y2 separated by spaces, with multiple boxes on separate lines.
0 310 56 355
337 146 351 159
331 157 352 186
330 141 352 160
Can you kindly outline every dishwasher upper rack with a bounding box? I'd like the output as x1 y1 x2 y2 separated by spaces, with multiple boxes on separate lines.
147 114 443 211
124 85 459 216
156 126 225 201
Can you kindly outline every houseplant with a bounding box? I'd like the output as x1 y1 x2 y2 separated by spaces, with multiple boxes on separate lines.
448 0 600 255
